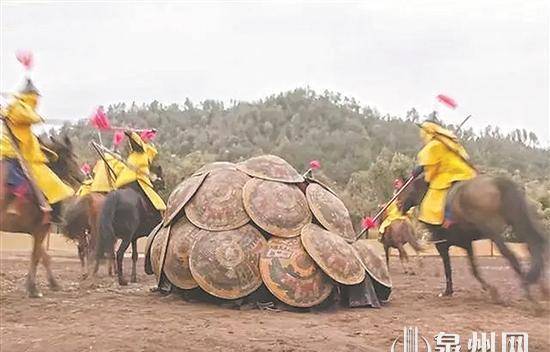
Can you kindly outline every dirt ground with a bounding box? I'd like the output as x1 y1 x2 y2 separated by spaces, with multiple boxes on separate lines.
1 251 549 352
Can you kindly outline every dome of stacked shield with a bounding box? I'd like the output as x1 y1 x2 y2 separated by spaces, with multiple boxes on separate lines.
145 154 392 308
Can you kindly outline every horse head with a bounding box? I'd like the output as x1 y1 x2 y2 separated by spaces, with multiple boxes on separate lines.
398 174 428 213
150 163 165 191
47 135 84 188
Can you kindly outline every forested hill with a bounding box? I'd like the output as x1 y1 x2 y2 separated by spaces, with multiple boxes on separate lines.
56 88 550 227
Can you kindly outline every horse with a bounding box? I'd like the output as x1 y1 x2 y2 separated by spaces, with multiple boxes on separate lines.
399 174 548 303
380 218 423 274
95 164 164 286
63 192 115 278
0 135 83 297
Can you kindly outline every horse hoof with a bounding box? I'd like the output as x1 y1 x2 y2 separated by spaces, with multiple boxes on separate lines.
119 279 128 286
438 291 453 297
28 290 43 298
81 273 89 280
49 281 62 292
488 287 502 303
131 278 137 283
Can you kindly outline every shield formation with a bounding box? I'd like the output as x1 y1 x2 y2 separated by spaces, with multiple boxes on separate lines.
146 154 392 308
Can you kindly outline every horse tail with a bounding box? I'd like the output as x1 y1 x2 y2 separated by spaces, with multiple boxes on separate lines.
403 220 424 252
96 192 118 260
495 177 548 283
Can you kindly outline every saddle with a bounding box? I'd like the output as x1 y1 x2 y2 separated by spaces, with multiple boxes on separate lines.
442 181 466 228
3 159 31 201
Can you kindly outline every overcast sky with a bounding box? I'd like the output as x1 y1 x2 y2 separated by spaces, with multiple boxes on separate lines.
1 1 549 146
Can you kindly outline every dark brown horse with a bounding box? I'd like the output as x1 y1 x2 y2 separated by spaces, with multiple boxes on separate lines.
0 135 83 297
95 164 165 286
381 219 423 274
63 192 115 278
400 174 548 302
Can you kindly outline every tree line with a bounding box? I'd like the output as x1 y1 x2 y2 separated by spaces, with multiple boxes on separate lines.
54 88 550 233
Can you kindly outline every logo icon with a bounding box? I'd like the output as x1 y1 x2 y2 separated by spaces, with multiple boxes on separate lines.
391 326 432 352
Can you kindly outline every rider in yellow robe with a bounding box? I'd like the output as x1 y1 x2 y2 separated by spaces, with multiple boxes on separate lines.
115 132 166 211
379 179 412 237
414 121 476 225
76 154 125 196
1 79 74 220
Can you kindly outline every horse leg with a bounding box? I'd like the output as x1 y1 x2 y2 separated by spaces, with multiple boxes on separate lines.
491 235 536 303
130 239 138 283
396 244 409 274
108 251 115 277
465 243 499 302
384 243 390 270
116 238 132 286
77 239 86 276
436 242 453 296
39 242 61 291
27 227 49 298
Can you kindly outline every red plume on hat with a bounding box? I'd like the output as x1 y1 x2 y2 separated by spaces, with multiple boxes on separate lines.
16 50 33 71
140 129 157 142
309 160 321 170
90 106 111 131
113 131 125 146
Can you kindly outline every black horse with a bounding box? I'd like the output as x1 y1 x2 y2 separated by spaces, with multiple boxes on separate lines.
95 164 164 286
400 174 548 303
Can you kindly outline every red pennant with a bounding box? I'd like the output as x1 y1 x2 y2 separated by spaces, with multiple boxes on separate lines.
15 50 33 71
90 106 111 130
436 94 458 109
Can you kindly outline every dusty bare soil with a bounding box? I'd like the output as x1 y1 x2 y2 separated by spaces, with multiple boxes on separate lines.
1 252 549 352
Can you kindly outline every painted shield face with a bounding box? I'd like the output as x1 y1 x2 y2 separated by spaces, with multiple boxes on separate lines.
193 161 237 176
149 225 170 280
260 237 333 307
163 173 207 226
237 154 304 183
189 224 267 299
306 183 355 242
301 224 365 285
185 169 251 231
352 239 392 288
243 178 312 238
163 217 204 290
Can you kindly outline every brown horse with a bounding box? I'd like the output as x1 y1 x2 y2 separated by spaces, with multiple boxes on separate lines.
381 219 423 274
400 174 548 302
0 135 83 297
63 192 115 278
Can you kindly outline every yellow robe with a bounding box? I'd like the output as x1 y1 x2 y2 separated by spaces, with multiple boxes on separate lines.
76 179 93 196
90 156 124 193
0 94 74 204
379 201 409 234
417 123 476 225
115 133 166 211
